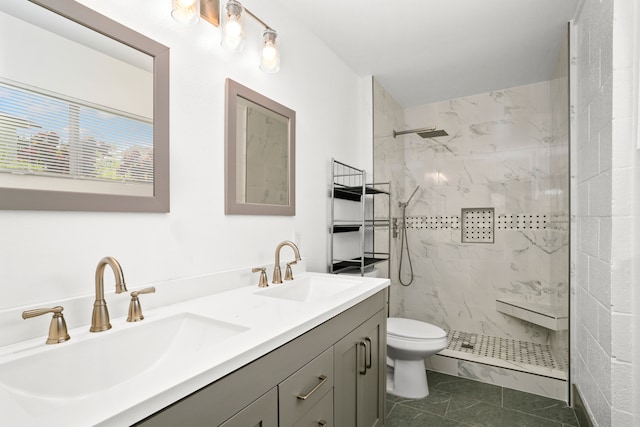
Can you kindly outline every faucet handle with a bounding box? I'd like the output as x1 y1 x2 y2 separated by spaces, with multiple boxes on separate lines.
252 267 269 288
131 287 156 298
22 306 70 344
127 287 156 322
285 260 298 281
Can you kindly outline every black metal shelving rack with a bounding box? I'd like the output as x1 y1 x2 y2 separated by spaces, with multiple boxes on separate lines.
329 159 391 276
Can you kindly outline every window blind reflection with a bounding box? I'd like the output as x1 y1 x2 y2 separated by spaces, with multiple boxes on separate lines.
0 81 153 189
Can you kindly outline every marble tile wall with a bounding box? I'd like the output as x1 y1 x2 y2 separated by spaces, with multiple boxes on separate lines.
372 78 404 281
373 79 569 354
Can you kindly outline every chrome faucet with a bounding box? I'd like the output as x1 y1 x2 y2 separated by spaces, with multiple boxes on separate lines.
90 256 127 332
272 240 301 284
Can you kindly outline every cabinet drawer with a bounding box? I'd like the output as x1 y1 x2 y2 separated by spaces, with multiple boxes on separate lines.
293 389 333 427
220 388 277 427
279 347 334 426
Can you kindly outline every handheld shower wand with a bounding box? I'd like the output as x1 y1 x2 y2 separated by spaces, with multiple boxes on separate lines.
399 185 419 209
398 186 419 286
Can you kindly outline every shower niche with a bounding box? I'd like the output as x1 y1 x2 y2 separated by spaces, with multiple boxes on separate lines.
461 208 495 243
329 159 391 276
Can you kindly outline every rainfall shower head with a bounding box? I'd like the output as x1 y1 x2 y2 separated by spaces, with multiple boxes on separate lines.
393 126 449 139
417 129 448 138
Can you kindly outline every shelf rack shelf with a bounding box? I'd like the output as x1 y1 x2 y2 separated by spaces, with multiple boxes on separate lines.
329 159 391 276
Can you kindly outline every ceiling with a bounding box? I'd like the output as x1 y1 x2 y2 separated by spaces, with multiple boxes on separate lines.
272 0 582 107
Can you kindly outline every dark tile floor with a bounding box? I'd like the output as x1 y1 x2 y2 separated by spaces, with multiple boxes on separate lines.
386 371 579 427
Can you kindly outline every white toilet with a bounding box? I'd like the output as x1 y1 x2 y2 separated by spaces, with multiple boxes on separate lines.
386 317 448 399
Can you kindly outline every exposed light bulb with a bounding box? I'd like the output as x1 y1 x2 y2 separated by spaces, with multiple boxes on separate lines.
263 45 277 61
171 0 200 25
225 17 242 38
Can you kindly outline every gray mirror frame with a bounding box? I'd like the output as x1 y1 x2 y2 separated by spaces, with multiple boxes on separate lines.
225 78 296 216
0 0 170 212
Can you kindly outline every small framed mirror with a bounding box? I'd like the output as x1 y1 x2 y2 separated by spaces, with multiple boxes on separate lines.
0 0 169 212
225 78 295 215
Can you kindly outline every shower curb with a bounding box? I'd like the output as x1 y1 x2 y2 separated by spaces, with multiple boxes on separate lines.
425 351 568 402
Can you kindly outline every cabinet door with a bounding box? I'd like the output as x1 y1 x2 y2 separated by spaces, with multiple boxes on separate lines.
334 310 386 427
219 388 278 427
357 311 385 427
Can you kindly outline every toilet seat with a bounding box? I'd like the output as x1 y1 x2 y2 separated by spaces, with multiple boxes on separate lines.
387 317 447 340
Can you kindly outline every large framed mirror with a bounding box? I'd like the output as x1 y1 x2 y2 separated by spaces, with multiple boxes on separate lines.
0 0 169 212
225 79 295 215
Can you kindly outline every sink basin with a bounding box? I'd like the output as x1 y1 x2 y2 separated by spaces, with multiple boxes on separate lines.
256 275 362 302
0 313 248 399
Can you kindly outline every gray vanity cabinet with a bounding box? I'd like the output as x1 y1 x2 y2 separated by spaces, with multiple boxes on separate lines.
135 291 386 427
334 309 386 427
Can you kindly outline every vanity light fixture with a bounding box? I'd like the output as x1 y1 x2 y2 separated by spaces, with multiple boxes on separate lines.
222 0 280 73
172 0 280 73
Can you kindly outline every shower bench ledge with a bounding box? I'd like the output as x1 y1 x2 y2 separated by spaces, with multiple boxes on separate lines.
495 298 568 331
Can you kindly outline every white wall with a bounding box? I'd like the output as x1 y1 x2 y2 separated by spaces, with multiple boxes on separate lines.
0 0 371 310
572 0 639 425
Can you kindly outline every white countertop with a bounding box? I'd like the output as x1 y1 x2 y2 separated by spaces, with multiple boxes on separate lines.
0 271 389 426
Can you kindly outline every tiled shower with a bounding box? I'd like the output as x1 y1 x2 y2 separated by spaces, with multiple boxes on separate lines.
373 33 570 401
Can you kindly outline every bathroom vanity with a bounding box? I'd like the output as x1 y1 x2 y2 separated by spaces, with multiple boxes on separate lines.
137 289 386 426
0 271 389 426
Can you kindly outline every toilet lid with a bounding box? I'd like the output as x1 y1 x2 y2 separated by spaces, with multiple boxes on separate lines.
387 317 447 339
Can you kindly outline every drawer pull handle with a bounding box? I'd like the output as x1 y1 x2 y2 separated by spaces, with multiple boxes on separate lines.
359 340 368 374
296 375 328 400
364 337 373 369
318 421 327 426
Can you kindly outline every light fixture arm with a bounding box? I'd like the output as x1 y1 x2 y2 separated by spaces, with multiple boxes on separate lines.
242 7 274 31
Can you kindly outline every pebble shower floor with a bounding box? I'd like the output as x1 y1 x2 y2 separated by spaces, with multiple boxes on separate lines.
446 330 567 371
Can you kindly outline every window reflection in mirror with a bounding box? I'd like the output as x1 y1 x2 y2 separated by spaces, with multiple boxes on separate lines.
0 81 153 196
0 0 169 212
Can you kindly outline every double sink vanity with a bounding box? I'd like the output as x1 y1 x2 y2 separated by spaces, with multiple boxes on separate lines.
0 254 389 426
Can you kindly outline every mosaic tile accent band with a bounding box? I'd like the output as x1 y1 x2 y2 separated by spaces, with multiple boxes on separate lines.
403 213 550 230
496 214 548 230
446 330 567 371
404 216 461 229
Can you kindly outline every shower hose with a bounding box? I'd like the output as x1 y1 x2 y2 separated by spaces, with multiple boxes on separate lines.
398 204 414 286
